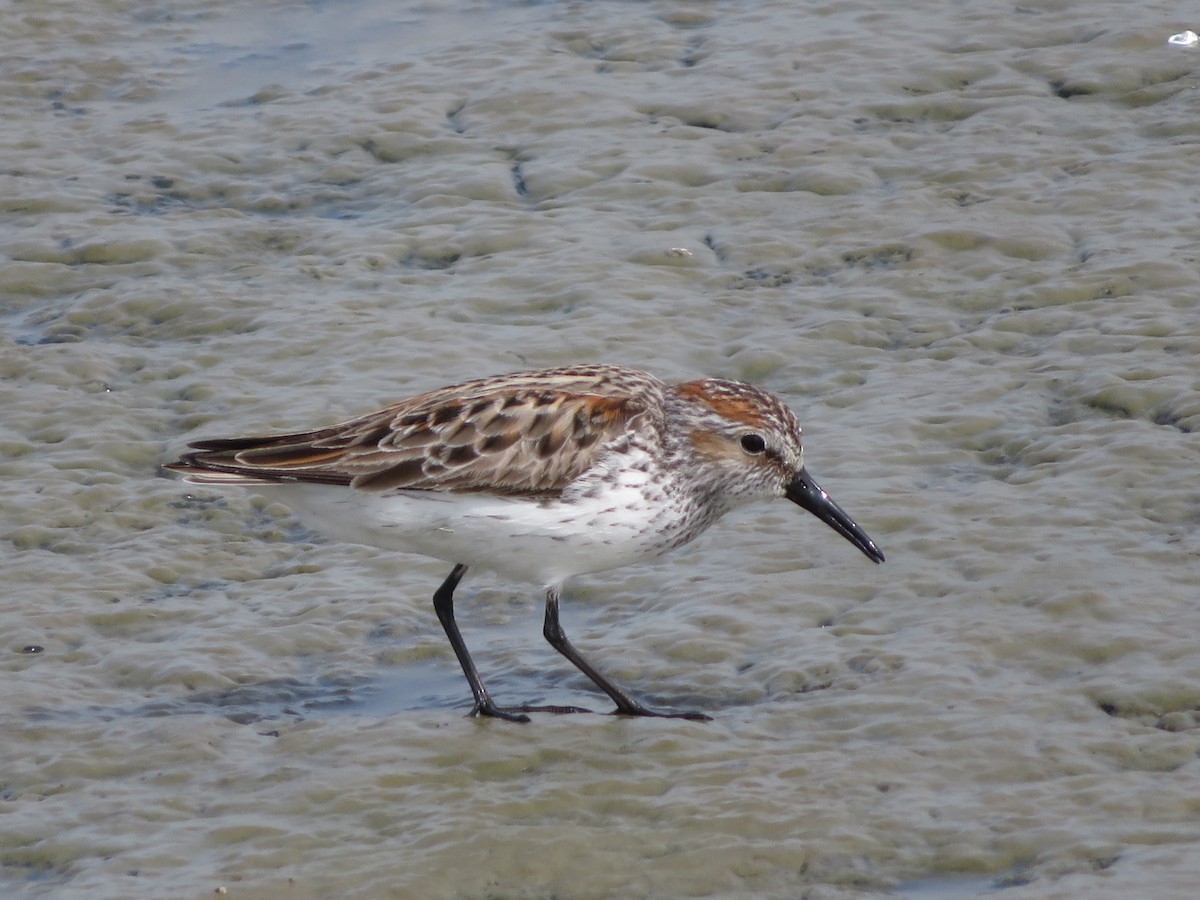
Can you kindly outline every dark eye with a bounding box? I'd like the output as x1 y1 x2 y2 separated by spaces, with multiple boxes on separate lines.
740 433 766 454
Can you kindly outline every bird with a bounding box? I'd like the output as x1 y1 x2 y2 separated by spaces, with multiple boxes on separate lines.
165 364 884 722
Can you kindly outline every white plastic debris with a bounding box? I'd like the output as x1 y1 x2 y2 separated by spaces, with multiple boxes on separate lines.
1167 30 1198 47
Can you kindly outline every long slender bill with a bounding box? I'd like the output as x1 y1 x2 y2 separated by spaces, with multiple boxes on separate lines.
785 468 885 564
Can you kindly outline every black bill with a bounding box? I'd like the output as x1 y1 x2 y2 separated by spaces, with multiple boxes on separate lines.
785 468 885 564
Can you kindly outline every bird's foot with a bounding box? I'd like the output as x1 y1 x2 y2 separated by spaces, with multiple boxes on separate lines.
609 702 712 722
469 701 531 723
512 703 595 715
469 701 595 722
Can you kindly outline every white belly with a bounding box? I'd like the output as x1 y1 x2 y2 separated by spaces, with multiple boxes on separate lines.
259 483 704 586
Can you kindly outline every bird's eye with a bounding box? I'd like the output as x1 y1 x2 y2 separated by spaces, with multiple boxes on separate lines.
740 434 767 454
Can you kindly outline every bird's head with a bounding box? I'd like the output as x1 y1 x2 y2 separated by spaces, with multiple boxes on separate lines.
673 378 884 564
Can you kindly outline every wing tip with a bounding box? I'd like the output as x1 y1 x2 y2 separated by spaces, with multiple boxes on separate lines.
163 458 279 486
163 450 353 487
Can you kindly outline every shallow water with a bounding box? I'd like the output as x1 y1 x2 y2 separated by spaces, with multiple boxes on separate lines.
3 0 1200 897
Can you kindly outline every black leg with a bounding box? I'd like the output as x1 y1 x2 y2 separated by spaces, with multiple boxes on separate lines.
431 567 591 722
432 565 529 722
541 587 711 721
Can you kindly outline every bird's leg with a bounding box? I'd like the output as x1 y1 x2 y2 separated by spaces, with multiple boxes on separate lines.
433 564 529 723
541 586 712 722
432 566 590 721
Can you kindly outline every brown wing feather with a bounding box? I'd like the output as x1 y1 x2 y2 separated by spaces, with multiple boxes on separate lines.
165 366 664 496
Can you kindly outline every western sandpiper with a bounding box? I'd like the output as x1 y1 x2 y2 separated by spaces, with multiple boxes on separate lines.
166 365 884 722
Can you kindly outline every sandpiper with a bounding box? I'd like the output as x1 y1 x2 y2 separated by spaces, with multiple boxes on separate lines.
166 365 884 722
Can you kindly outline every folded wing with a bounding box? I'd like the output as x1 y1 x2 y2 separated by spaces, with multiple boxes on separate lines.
165 368 657 496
